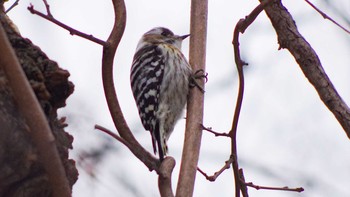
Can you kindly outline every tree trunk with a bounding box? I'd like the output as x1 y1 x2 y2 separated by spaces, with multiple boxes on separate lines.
0 11 77 197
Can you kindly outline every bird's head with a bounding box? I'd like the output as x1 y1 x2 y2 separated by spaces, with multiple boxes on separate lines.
138 27 190 50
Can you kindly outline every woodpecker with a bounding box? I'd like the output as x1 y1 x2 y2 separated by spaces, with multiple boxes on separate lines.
130 27 192 161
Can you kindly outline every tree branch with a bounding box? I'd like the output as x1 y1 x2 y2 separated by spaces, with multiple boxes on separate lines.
158 157 176 197
42 0 52 17
5 0 20 13
175 0 208 196
95 124 129 147
245 181 304 192
201 124 230 137
262 0 350 139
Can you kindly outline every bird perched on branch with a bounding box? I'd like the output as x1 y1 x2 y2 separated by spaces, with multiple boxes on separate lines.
130 27 192 161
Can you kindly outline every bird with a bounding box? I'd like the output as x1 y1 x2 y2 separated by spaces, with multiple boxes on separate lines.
130 27 192 161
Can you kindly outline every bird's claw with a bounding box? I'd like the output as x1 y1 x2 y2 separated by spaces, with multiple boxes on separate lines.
190 69 208 93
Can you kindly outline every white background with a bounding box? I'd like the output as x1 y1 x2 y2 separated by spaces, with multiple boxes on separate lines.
6 0 350 196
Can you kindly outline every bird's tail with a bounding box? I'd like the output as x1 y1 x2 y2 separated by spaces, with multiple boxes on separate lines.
154 122 166 161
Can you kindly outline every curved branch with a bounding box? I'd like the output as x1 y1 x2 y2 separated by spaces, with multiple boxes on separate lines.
101 0 160 172
230 1 276 196
231 21 246 197
262 0 350 139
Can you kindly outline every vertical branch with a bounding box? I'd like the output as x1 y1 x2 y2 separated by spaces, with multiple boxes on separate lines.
101 0 127 139
231 22 246 197
176 0 208 196
231 1 275 196
0 21 70 197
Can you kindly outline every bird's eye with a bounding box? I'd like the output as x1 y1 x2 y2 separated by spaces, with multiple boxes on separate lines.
161 32 168 37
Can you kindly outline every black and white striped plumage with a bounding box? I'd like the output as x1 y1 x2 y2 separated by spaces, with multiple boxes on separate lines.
130 27 192 160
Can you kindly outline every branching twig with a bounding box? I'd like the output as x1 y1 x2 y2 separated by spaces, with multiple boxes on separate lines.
27 4 105 45
42 0 52 17
5 0 20 13
305 0 350 34
197 156 233 182
201 124 230 137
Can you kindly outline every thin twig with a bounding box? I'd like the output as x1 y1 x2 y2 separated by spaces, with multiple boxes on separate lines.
5 0 20 13
305 0 350 34
245 181 304 192
200 124 230 137
95 124 129 147
322 1 350 27
27 4 105 45
42 0 52 17
197 156 234 182
238 169 249 197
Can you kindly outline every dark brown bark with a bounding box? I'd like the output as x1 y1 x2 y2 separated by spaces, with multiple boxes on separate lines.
262 0 350 139
0 12 77 197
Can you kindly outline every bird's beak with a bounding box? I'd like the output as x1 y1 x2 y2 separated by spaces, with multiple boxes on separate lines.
179 34 190 40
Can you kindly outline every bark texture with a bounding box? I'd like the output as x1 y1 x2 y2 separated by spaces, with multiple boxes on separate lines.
0 13 77 197
262 0 350 138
